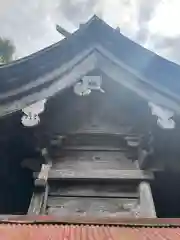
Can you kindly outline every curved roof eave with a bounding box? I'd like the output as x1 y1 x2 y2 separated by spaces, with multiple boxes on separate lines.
0 15 180 117
1 47 180 118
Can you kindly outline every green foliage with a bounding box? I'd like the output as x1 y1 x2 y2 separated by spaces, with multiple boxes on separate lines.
0 37 15 64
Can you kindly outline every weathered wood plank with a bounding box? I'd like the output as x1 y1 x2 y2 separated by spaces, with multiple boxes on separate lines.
50 192 138 198
47 207 135 218
35 164 51 187
34 148 52 187
47 207 134 218
62 146 127 152
64 133 140 148
49 184 138 198
52 150 137 170
28 191 44 215
138 149 149 169
47 197 138 218
139 181 156 218
48 196 137 207
68 132 140 137
138 147 154 169
41 184 49 214
41 148 52 165
48 169 154 180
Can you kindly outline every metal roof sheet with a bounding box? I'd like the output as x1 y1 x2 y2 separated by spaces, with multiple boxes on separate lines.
0 223 180 240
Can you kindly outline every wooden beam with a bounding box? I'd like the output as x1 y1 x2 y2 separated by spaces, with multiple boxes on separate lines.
47 169 154 181
28 190 44 215
47 197 138 217
41 184 49 214
49 183 138 198
56 25 71 38
138 149 149 169
34 148 52 187
49 184 138 198
139 181 156 218
69 132 141 137
47 197 137 208
35 164 51 187
138 148 154 169
49 191 138 199
41 148 52 165
62 146 127 152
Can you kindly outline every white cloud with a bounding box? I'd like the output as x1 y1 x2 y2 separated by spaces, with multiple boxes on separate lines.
148 0 180 38
0 0 180 64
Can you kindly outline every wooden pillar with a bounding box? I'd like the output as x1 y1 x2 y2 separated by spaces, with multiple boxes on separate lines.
28 189 44 215
139 181 156 218
35 148 52 187
138 132 154 169
138 149 149 169
35 164 51 187
28 148 51 215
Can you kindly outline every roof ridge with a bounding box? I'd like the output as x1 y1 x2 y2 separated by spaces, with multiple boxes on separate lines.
0 15 114 69
1 15 180 70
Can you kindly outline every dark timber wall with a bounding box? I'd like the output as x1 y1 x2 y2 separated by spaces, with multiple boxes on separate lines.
42 76 151 136
0 78 179 217
0 113 37 214
152 172 180 218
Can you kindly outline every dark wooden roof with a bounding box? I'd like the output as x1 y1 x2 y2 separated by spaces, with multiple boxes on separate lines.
0 15 180 116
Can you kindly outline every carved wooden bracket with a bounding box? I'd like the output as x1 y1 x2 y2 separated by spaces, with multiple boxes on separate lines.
124 136 140 148
74 76 105 96
148 102 175 129
21 99 47 127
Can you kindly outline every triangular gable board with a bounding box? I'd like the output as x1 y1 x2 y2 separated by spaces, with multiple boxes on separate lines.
0 16 180 117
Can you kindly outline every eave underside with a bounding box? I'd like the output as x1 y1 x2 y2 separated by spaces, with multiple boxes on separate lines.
0 46 180 117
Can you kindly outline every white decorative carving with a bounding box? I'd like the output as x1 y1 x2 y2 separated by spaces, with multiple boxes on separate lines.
124 136 140 147
148 102 175 129
73 82 91 96
21 99 47 127
73 76 105 96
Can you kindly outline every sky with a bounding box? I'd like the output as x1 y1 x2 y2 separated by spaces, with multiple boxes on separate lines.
1 0 180 64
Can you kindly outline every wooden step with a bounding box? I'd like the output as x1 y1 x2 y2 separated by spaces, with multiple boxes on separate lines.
63 133 131 147
62 146 128 152
68 132 140 137
51 150 137 171
47 196 138 218
49 183 139 198
47 169 154 181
